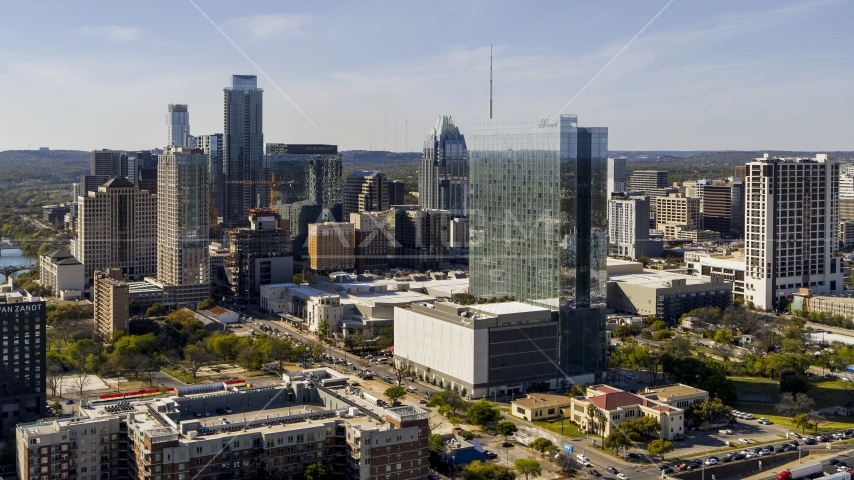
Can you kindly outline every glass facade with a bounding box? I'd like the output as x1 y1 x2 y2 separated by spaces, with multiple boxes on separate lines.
469 115 607 378
419 116 469 218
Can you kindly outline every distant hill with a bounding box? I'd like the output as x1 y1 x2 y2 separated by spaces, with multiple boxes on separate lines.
0 150 89 186
341 150 420 169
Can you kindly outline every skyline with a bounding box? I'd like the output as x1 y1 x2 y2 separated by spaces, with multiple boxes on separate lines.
1 0 852 152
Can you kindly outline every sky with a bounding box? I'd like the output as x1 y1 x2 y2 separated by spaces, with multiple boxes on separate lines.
0 0 852 152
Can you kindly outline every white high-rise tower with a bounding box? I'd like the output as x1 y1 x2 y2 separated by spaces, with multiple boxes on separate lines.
166 104 195 147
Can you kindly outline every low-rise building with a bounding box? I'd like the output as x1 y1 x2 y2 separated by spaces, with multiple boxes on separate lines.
199 306 239 324
638 384 709 410
394 300 558 397
38 248 84 300
510 393 573 422
607 268 731 322
569 385 685 441
685 250 746 302
260 283 343 332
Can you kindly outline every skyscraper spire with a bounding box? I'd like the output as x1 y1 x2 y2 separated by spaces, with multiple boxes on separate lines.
489 44 493 119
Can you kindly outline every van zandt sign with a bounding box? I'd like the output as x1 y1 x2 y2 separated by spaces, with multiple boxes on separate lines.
0 303 42 313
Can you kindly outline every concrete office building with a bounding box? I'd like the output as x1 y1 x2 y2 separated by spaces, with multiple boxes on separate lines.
0 286 46 435
77 177 158 283
419 115 469 218
343 171 388 220
394 301 557 397
840 168 854 221
225 208 293 297
744 154 843 310
90 149 128 179
702 179 745 239
166 103 195 148
607 157 627 200
607 261 731 322
156 146 211 307
223 75 265 226
80 174 111 195
469 114 608 383
16 382 430 480
608 270 731 322
350 212 388 273
655 193 702 237
197 133 224 216
450 217 470 249
685 250 747 302
267 144 343 254
93 268 129 341
608 193 662 260
308 222 355 272
38 248 84 300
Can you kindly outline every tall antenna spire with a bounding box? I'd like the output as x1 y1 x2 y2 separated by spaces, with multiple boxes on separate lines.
489 44 493 119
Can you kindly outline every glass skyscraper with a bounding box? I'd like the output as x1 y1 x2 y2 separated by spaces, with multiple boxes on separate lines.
223 75 264 227
419 115 469 218
469 115 607 380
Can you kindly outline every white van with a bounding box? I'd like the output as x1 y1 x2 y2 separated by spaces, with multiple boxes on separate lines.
407 386 418 393
375 358 389 364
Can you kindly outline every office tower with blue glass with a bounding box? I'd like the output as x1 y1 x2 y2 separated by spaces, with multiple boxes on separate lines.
469 115 607 384
224 75 264 227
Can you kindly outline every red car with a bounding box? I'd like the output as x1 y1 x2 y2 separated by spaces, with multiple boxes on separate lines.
589 470 601 477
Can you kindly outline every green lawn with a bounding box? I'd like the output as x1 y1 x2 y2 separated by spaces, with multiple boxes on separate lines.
531 419 585 438
730 376 854 434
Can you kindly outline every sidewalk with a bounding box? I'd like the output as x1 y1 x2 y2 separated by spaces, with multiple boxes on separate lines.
740 451 840 480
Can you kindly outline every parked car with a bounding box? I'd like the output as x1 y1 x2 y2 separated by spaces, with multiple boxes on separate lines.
739 438 750 444
65 399 74 405
589 470 601 477
606 466 617 473
617 474 629 480
704 459 718 466
485 451 498 459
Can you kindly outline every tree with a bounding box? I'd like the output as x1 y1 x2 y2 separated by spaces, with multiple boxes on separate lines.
647 439 674 460
146 303 166 317
46 304 90 326
603 430 633 454
72 371 92 398
514 458 541 480
311 342 324 360
317 318 329 344
384 386 406 405
651 320 668 331
792 413 811 433
691 398 734 425
775 392 815 419
496 421 518 441
428 390 469 416
46 361 63 398
392 357 412 386
566 383 585 397
181 344 214 381
714 329 734 344
529 438 553 457
303 462 330 480
466 399 502 429
428 433 447 456
780 371 811 395
699 374 738 404
460 460 517 480
197 297 217 310
293 273 303 284
50 399 63 416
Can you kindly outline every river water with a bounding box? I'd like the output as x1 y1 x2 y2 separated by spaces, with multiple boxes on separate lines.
0 237 37 283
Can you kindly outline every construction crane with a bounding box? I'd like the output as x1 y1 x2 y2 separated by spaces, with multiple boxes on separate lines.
217 174 299 208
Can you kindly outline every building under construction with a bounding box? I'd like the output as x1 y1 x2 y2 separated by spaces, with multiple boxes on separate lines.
223 208 293 298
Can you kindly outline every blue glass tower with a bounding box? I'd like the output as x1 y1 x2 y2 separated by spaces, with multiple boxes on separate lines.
469 115 607 381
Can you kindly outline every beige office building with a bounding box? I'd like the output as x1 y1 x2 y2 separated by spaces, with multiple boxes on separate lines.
655 193 702 235
308 222 354 272
77 177 157 283
93 268 129 341
569 385 686 441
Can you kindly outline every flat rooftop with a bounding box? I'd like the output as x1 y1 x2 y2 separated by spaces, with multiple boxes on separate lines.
641 384 708 400
512 393 572 409
609 269 728 289
471 301 549 315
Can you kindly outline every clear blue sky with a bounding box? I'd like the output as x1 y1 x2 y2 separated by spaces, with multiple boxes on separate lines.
0 0 851 152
